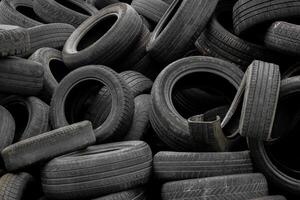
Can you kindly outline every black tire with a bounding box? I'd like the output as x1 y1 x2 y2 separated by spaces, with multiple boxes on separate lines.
250 196 286 200
0 24 21 30
154 151 253 182
2 121 95 171
161 173 268 200
123 94 151 141
131 0 169 23
41 141 152 200
265 21 300 56
239 60 281 140
92 188 146 200
33 0 97 27
147 0 219 64
27 23 75 56
0 58 44 96
232 0 300 35
0 0 43 28
62 3 143 70
50 65 134 143
0 96 49 142
0 27 30 57
150 56 243 151
282 62 300 79
195 1 278 70
248 76 300 195
87 0 119 10
29 48 71 103
0 106 15 152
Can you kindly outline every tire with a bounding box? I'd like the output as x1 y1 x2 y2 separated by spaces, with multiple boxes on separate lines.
0 106 15 152
87 0 119 10
0 27 30 57
0 173 35 200
92 188 146 200
29 48 71 103
232 0 300 35
195 1 278 70
154 151 253 182
250 196 286 200
123 94 151 141
265 21 300 56
150 56 243 151
282 62 300 79
248 76 300 195
131 0 169 23
62 3 143 70
0 24 21 30
0 96 49 142
33 0 97 27
27 23 75 56
239 60 281 140
161 173 268 200
50 65 134 143
2 121 96 171
0 0 43 28
0 58 44 96
41 141 152 200
147 0 218 64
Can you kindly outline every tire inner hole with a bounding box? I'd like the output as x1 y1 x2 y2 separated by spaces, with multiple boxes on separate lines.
16 6 45 23
49 59 70 82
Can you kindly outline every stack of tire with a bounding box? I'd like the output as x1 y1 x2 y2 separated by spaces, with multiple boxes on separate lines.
0 0 299 199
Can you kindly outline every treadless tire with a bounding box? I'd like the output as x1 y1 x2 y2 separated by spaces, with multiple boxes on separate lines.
0 106 15 152
0 0 43 28
92 188 146 200
232 0 300 35
150 56 243 151
265 21 300 56
50 65 134 143
161 173 268 200
147 0 219 64
0 96 49 142
2 121 96 171
41 141 152 200
63 3 143 70
154 151 253 182
33 0 98 27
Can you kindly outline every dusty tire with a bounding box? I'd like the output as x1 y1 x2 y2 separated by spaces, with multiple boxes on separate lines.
63 3 143 70
2 121 95 171
33 0 97 27
0 58 44 96
0 106 15 152
41 141 152 200
154 151 253 182
161 173 268 200
50 65 134 143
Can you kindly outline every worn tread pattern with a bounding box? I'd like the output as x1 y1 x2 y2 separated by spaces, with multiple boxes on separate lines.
0 106 15 152
92 188 147 200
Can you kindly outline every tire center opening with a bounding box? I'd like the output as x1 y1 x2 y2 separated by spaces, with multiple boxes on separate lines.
49 59 70 82
16 5 45 23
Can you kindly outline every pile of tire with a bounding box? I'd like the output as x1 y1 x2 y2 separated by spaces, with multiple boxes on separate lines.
0 0 299 199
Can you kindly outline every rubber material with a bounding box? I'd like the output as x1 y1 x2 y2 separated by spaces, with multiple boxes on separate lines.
250 196 287 200
0 106 15 152
92 188 146 200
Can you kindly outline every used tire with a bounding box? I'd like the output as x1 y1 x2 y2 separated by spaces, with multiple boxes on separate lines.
33 0 98 27
87 0 119 10
62 3 143 70
2 121 96 171
0 57 44 96
147 0 219 64
154 151 253 182
29 48 70 103
0 106 15 152
0 0 43 28
50 65 134 143
41 141 152 200
150 56 243 151
0 96 49 142
161 173 268 200
92 188 146 200
250 196 286 200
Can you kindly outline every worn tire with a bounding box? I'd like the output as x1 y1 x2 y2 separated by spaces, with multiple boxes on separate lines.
0 0 43 28
33 0 97 27
0 96 49 142
147 0 218 64
250 196 286 200
2 121 95 171
0 58 44 96
150 56 243 151
29 48 70 103
63 3 143 70
87 0 119 10
50 65 134 143
41 141 152 200
92 188 146 200
161 173 268 200
154 151 253 182
0 106 15 152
